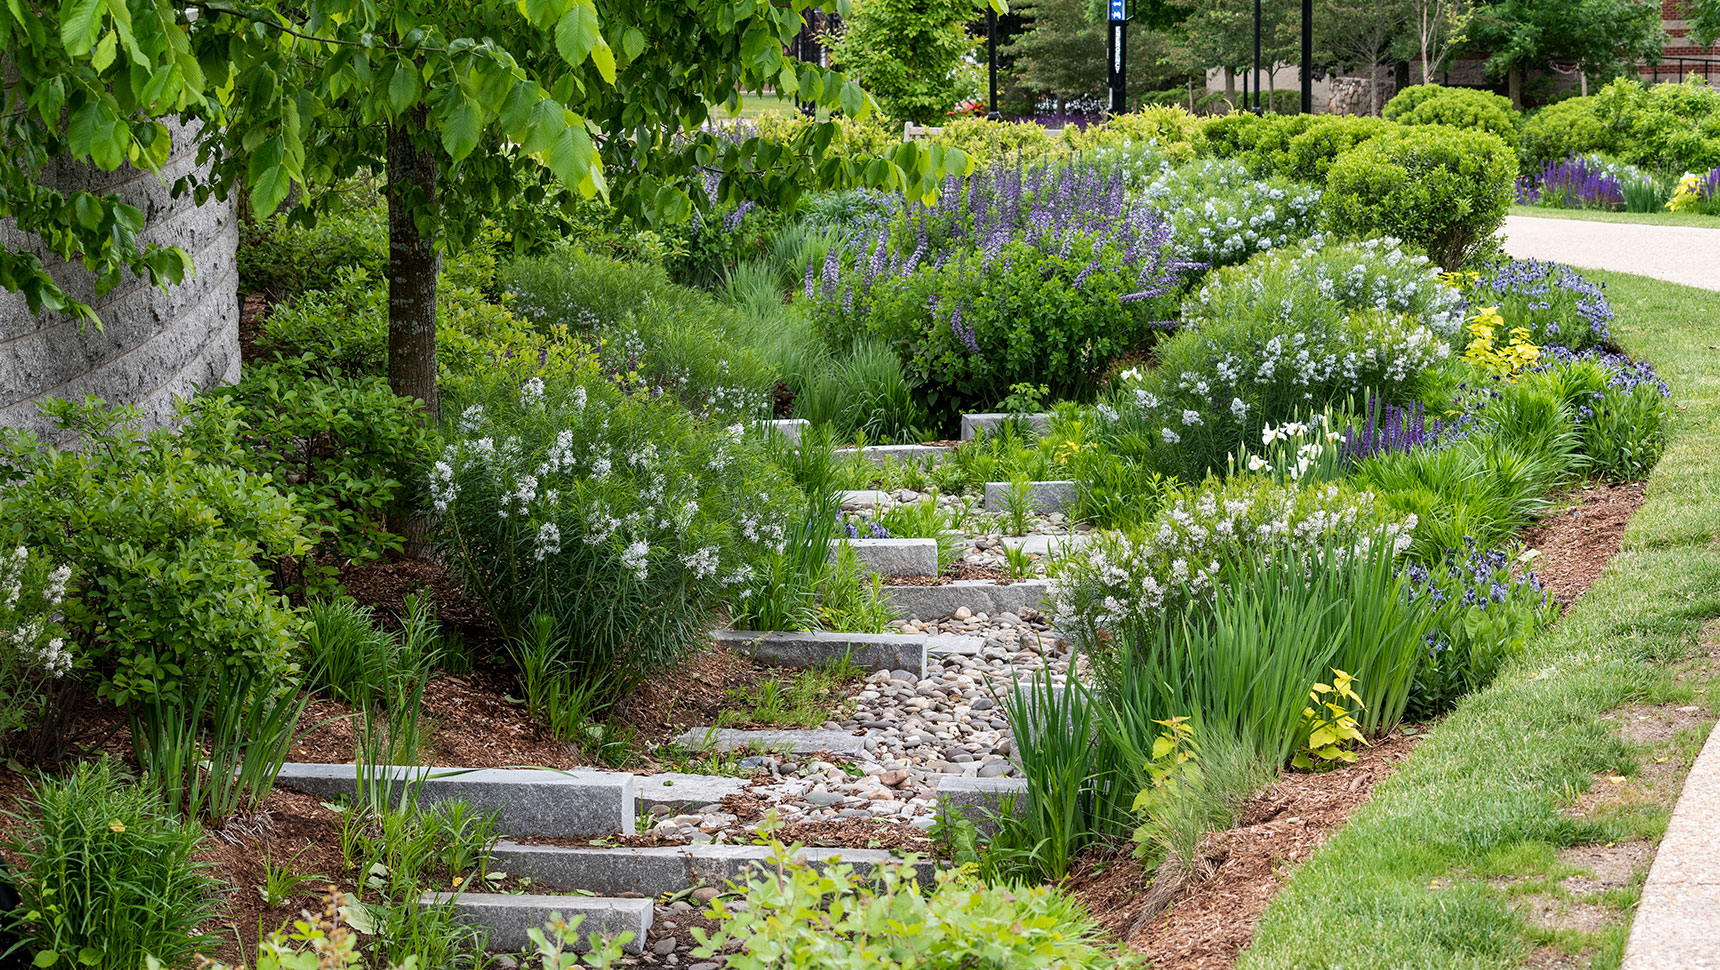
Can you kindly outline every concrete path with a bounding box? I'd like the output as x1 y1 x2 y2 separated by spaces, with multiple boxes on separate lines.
1501 215 1720 291
1621 723 1720 969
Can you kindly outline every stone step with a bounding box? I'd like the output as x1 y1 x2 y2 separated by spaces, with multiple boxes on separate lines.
635 773 750 813
831 536 938 576
997 532 1092 558
758 418 808 444
960 412 1051 440
836 443 952 464
488 841 935 898
838 489 892 510
673 727 868 757
882 579 1051 620
711 628 926 676
983 480 1076 515
924 634 989 657
274 763 634 837
933 775 1028 834
424 892 651 954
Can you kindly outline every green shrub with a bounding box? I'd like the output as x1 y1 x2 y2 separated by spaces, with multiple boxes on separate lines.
1065 105 1204 163
1114 239 1464 478
180 359 431 578
1383 84 1520 143
1324 124 1517 269
1519 98 1611 167
930 117 1063 168
0 398 309 709
434 376 802 699
504 247 670 330
1199 111 1323 172
695 843 1127 970
1459 258 1616 350
238 202 387 296
1522 77 1720 173
4 760 219 967
1273 115 1392 181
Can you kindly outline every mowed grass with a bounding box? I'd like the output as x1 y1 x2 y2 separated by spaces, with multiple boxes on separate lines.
1239 271 1720 970
1509 204 1720 229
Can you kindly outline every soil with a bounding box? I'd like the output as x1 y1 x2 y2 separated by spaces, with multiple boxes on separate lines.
769 818 937 851
195 789 347 962
1065 731 1421 970
238 292 270 365
1520 483 1647 608
885 563 1016 586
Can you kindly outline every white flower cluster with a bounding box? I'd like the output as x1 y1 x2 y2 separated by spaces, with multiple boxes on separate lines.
1 547 73 678
1141 159 1323 269
1050 478 1413 647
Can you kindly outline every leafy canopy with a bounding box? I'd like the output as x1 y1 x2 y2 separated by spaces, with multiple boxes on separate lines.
1 0 981 323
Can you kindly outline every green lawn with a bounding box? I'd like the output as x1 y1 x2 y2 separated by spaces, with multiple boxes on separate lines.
1239 271 1720 970
709 92 797 120
1509 204 1720 229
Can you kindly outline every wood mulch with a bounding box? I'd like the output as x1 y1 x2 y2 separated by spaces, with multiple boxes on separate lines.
1520 482 1646 608
1066 732 1421 970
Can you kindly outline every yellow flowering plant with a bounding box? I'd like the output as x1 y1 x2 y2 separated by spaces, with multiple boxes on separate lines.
1463 306 1541 380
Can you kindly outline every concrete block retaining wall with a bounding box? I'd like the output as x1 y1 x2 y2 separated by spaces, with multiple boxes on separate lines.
0 120 239 443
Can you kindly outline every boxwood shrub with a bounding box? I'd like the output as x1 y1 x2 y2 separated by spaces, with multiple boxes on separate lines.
1383 84 1520 144
1324 124 1517 269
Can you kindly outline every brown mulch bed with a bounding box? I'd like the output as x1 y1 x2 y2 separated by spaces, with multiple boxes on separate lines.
1520 482 1647 607
1066 731 1421 970
770 818 937 851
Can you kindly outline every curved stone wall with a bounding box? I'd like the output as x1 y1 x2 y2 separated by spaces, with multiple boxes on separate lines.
0 122 239 443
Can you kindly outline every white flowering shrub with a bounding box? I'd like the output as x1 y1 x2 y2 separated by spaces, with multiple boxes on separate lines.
1110 239 1463 479
434 378 803 695
1139 159 1322 271
0 546 73 740
1050 476 1412 654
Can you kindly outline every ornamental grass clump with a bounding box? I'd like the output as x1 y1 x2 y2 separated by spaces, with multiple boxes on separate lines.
434 377 802 700
1111 239 1463 479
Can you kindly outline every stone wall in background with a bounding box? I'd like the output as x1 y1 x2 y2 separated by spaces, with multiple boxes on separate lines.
0 121 239 444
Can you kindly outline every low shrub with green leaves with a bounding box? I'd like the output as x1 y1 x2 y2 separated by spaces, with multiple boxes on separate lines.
1114 239 1463 478
692 842 1128 970
1520 77 1720 173
0 398 309 711
1382 84 1520 144
4 760 219 968
180 359 431 580
1139 158 1322 270
238 200 387 296
1324 124 1517 269
433 376 801 699
1271 114 1392 181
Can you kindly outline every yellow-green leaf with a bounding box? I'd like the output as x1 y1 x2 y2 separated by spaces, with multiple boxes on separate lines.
442 101 481 161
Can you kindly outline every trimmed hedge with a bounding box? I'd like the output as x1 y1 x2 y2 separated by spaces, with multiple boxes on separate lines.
1383 84 1520 144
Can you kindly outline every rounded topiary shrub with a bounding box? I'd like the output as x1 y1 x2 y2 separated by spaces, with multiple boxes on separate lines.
1383 84 1520 144
1324 124 1517 270
1274 114 1392 180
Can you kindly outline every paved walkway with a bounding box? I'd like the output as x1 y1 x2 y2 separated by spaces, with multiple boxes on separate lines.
1621 723 1720 969
1501 215 1720 291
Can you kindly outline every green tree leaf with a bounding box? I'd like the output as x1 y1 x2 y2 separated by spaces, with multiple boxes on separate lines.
441 101 482 161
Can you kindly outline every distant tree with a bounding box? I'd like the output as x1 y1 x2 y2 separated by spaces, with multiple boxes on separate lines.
1462 0 1665 107
826 0 986 123
1003 0 1188 107
1686 0 1720 46
1408 0 1475 83
1174 0 1300 106
1315 0 1413 113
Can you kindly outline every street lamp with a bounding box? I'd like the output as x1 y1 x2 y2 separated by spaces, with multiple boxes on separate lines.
1301 0 1312 114
1108 0 1129 115
987 7 1001 120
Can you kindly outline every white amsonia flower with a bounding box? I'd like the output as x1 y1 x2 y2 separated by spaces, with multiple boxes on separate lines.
458 405 486 434
520 378 545 407
534 522 562 561
621 540 650 580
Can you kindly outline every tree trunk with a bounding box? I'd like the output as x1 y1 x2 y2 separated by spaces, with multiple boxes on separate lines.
386 115 441 422
1223 66 1235 103
1507 64 1524 109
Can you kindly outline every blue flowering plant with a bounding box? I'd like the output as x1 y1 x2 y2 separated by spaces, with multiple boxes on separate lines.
1402 541 1554 719
1457 259 1616 351
433 376 802 700
1524 347 1673 481
804 161 1189 418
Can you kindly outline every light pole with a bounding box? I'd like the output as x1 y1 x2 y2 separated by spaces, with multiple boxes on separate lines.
1108 0 1129 115
987 7 1001 120
1301 0 1313 114
1252 0 1262 113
